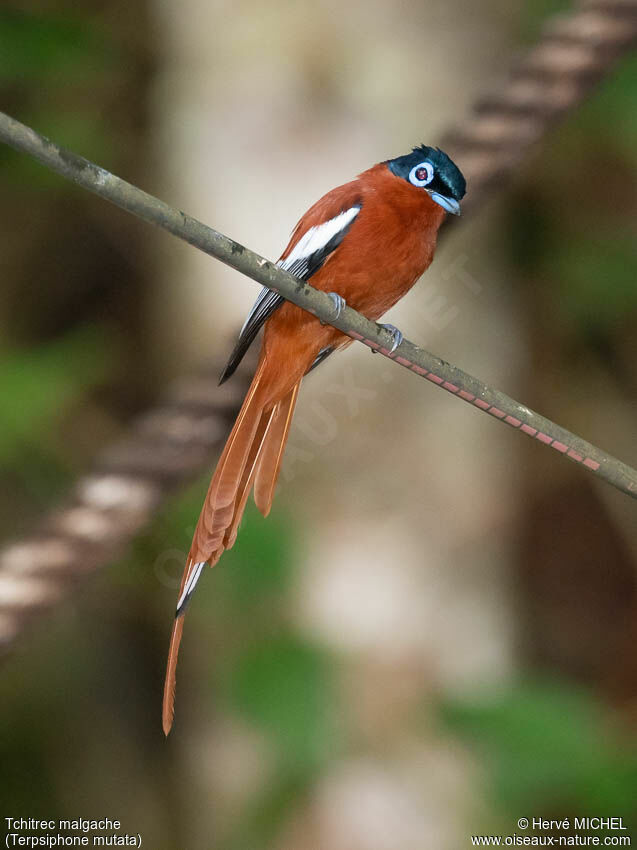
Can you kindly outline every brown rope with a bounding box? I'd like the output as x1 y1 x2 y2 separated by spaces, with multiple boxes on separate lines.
1 0 636 652
441 0 637 213
0 368 250 649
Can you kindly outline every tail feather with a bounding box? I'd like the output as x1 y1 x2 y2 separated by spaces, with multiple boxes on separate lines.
223 408 275 549
254 383 300 517
162 550 223 737
203 401 261 520
162 614 184 735
162 360 301 734
192 359 267 558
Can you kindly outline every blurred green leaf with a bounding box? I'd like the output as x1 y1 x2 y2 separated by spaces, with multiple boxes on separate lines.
570 54 637 159
0 10 114 83
228 634 337 769
518 0 570 44
442 680 637 817
219 503 296 604
0 327 111 463
553 232 637 331
0 11 121 187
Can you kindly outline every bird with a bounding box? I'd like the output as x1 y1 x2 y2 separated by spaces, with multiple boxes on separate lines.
162 145 466 734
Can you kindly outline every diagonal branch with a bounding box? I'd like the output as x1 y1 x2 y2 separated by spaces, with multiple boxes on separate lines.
1 0 636 652
1 109 635 497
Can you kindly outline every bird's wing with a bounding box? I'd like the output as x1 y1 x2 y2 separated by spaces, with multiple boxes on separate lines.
218 288 285 385
306 345 335 374
219 182 363 384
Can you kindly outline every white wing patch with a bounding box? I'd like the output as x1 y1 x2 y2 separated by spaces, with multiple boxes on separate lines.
219 203 361 385
279 205 361 272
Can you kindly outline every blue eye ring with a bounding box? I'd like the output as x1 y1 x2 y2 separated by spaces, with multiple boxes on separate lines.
408 162 434 187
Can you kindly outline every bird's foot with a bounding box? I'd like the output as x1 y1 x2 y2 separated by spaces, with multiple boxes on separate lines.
379 323 403 353
322 292 346 324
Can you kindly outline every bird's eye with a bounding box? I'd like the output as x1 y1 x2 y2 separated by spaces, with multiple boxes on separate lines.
408 162 434 187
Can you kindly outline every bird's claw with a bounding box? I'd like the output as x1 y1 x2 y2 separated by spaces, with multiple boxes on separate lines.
379 323 403 353
323 292 346 323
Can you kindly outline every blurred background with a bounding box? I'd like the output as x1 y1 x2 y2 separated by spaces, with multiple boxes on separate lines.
1 1 637 848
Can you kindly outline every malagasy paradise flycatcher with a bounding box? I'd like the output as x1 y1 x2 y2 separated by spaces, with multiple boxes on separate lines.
163 145 466 733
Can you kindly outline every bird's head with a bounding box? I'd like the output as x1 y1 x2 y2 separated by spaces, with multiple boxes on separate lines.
386 145 466 216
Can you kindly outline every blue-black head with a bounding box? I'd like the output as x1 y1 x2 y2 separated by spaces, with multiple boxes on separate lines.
386 145 466 215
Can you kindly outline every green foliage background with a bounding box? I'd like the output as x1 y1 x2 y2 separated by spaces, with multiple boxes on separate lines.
0 2 636 848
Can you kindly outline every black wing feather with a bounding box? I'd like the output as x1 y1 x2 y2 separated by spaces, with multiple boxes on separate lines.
306 346 335 374
218 288 284 385
219 204 361 384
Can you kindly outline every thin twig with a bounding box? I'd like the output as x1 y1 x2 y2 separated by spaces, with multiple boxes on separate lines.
1 0 636 651
1 109 635 498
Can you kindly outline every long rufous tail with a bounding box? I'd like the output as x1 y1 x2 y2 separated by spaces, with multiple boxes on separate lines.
162 359 300 735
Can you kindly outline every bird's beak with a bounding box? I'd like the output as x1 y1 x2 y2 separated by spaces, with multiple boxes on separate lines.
428 191 461 216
